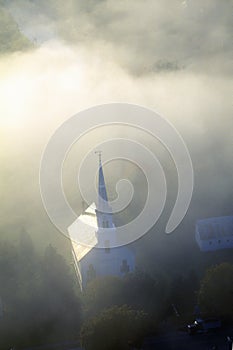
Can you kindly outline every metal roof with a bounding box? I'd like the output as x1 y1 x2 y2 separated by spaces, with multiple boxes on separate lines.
196 216 233 240
68 203 98 261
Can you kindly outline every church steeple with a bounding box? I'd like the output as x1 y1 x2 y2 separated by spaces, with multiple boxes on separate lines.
95 151 115 230
68 151 135 288
96 151 109 213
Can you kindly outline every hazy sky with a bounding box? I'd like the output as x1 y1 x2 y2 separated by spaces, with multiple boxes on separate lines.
0 0 232 248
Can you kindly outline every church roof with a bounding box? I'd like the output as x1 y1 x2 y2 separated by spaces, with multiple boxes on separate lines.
68 203 98 261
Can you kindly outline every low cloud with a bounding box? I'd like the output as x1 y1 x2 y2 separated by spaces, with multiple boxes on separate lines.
0 0 232 248
5 0 233 76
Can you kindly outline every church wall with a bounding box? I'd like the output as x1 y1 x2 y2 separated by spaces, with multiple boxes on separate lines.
80 245 135 288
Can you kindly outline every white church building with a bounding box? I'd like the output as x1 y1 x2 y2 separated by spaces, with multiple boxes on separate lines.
68 154 135 289
195 216 233 252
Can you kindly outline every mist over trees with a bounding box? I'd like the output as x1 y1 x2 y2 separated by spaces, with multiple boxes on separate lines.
0 232 82 349
198 262 233 320
0 230 233 348
80 305 149 350
82 272 168 325
0 5 32 53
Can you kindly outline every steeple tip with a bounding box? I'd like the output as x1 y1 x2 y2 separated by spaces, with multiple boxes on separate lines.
95 150 102 165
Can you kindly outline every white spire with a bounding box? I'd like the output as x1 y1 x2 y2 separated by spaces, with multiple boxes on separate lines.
95 151 115 230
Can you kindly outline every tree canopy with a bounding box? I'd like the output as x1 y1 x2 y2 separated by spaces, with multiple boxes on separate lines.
0 235 82 349
80 305 148 350
198 262 233 320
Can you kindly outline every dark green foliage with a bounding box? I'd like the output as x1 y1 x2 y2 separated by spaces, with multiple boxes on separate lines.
80 305 148 350
83 275 124 317
1 230 232 349
82 268 202 334
83 271 168 324
169 270 199 317
198 262 233 319
122 270 168 321
0 236 82 349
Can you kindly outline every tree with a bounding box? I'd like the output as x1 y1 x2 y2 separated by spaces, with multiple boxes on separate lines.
33 245 82 343
0 6 33 54
123 271 168 324
83 276 124 317
168 270 199 317
80 305 148 350
83 271 168 323
0 240 82 348
198 263 233 319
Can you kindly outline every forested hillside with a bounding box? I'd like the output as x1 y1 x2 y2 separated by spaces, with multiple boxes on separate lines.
0 4 32 53
0 232 82 349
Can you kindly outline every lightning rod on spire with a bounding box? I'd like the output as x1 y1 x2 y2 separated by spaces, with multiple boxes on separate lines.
95 150 102 164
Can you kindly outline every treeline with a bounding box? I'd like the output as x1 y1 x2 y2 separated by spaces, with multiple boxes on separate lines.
0 232 81 349
0 5 33 54
0 233 199 349
80 263 233 349
79 271 199 350
0 232 233 350
82 270 199 324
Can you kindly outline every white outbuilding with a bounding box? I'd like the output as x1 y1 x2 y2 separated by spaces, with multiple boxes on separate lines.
195 216 233 252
